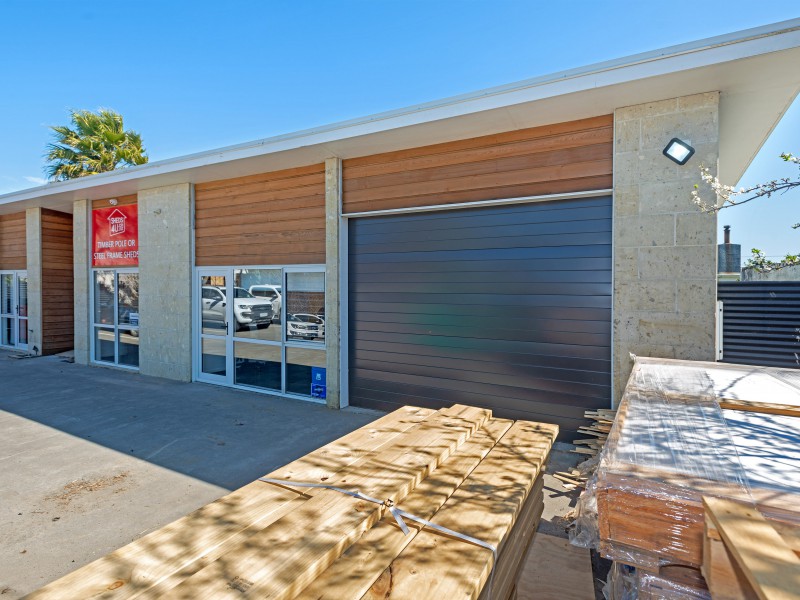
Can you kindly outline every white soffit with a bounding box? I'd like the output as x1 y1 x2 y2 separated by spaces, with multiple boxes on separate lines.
1 18 799 215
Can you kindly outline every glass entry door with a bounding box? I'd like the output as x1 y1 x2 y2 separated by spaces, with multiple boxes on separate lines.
0 271 28 350
198 270 229 383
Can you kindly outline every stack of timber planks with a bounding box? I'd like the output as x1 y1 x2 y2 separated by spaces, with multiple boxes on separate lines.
24 404 557 600
584 357 800 599
702 496 800 600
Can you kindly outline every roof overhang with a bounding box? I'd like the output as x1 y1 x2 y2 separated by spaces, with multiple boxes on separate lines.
2 18 800 215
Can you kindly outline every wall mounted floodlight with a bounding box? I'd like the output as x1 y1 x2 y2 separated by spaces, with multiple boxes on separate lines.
108 198 118 206
663 138 695 165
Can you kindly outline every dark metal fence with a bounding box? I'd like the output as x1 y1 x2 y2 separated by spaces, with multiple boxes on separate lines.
718 281 800 369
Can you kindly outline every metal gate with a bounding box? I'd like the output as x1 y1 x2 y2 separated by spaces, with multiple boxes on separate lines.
718 281 800 369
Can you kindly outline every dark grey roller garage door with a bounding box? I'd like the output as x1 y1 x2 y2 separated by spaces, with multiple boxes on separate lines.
348 196 612 436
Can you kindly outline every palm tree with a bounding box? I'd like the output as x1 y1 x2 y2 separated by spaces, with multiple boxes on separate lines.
45 109 148 181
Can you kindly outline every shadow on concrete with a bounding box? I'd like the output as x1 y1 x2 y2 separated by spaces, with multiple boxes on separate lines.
0 352 380 491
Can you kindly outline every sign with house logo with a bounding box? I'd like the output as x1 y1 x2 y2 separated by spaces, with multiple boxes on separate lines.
92 203 139 267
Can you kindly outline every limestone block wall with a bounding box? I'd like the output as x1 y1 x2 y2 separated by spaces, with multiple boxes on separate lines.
613 92 719 401
138 184 193 381
325 157 342 408
73 199 90 365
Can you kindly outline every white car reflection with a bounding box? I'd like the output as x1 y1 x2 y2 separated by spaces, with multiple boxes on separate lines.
286 313 324 340
248 284 282 323
202 286 274 331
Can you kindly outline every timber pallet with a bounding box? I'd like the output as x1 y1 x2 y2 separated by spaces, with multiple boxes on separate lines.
24 404 557 600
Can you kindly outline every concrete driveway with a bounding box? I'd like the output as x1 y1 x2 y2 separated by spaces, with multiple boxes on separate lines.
0 351 380 598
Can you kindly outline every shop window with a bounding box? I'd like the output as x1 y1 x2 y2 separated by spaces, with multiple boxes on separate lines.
196 266 326 401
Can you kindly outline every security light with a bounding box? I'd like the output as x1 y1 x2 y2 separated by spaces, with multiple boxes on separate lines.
109 198 118 206
663 138 695 165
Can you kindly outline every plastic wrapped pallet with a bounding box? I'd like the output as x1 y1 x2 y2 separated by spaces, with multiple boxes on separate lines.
572 356 800 571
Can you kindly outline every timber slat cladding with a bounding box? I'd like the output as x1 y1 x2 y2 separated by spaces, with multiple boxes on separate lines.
91 194 137 210
25 406 557 600
342 115 613 213
40 209 73 355
194 164 326 266
0 212 26 270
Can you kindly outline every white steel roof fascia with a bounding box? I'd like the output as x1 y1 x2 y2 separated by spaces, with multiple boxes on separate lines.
1 18 800 208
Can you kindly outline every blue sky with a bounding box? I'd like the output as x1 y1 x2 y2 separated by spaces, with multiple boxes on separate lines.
1 1 798 258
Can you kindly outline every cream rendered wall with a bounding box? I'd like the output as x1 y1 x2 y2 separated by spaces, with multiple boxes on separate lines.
613 92 720 401
137 183 193 381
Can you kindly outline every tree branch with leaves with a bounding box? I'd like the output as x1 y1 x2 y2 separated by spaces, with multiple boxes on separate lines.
691 152 800 227
45 108 148 181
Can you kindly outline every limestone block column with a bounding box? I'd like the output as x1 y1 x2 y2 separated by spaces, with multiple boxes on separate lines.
325 157 343 408
73 199 91 365
137 183 193 381
25 208 42 355
612 92 720 402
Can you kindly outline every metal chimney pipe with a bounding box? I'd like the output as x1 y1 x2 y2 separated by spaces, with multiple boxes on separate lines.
724 225 731 244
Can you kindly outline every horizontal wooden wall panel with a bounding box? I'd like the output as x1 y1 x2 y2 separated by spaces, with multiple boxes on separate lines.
92 194 137 210
0 212 26 270
40 209 74 354
342 115 613 214
195 164 326 266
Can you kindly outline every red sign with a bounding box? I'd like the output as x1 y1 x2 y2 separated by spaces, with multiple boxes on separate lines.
92 204 139 267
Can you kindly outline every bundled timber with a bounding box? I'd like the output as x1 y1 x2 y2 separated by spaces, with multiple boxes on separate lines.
587 357 800 572
702 496 800 600
24 405 558 600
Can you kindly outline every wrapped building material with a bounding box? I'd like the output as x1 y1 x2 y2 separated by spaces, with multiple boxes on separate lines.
573 357 800 570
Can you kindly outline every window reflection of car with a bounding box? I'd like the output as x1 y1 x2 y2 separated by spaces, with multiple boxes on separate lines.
248 284 282 323
201 286 274 331
286 313 325 340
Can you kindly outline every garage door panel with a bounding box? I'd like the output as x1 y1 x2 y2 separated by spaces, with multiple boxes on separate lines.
354 232 612 255
354 293 611 310
351 340 611 373
353 280 612 297
352 321 611 347
353 353 610 387
353 302 610 324
352 268 613 285
351 362 610 400
351 329 611 361
356 206 612 240
353 218 612 247
355 312 611 334
349 196 612 438
352 257 613 275
351 243 612 264
354 199 611 233
350 379 609 417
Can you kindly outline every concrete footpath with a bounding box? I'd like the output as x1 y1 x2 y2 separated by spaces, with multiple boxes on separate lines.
0 351 379 598
0 350 583 598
